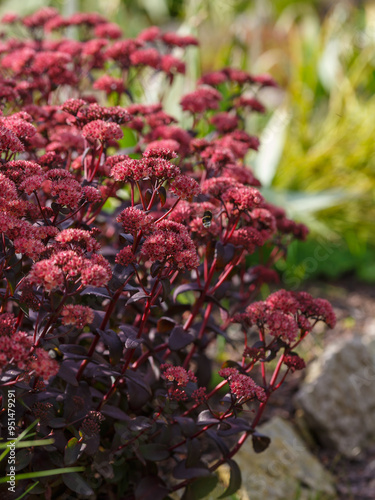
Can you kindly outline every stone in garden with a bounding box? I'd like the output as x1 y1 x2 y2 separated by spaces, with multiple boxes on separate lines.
296 336 375 458
204 417 336 500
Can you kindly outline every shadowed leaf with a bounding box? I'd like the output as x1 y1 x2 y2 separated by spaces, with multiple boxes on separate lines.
252 431 271 453
218 459 242 498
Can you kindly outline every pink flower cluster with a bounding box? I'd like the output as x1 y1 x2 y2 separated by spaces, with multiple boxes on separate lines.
142 220 199 270
61 305 95 329
0 313 58 381
161 363 197 401
235 289 336 344
116 207 154 235
218 367 266 402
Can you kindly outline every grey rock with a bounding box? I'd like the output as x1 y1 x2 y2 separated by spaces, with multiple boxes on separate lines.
296 336 375 458
202 417 336 500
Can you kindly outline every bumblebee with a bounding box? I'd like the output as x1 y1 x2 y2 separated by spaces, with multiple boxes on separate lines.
48 347 63 361
202 210 213 228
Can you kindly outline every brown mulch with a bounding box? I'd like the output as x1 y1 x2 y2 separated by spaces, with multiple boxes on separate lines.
262 277 375 500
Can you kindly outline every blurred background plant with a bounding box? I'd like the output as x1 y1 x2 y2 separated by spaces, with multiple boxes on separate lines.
2 0 372 284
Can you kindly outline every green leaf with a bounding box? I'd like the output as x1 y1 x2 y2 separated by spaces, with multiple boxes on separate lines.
182 475 218 500
0 420 40 461
64 437 83 466
218 459 242 498
0 467 84 484
0 439 54 449
253 107 290 188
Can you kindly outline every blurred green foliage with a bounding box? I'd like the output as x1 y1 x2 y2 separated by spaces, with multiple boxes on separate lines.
183 0 375 283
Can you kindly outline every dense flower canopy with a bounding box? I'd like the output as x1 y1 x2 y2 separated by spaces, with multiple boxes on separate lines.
0 7 335 500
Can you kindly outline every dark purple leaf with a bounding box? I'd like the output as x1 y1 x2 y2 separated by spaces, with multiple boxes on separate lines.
128 416 152 432
125 370 152 394
48 417 67 429
109 263 134 289
145 188 153 205
80 286 112 299
139 443 170 461
160 278 171 301
206 293 228 311
218 421 231 431
214 241 227 270
125 336 142 349
213 281 231 300
197 410 219 426
91 310 106 330
252 340 266 349
126 290 149 305
218 459 242 498
174 416 197 437
119 233 134 244
134 476 170 500
82 433 100 455
217 417 251 437
123 283 140 292
119 324 138 337
59 206 71 215
158 186 167 206
173 283 202 302
59 345 88 356
196 354 212 388
62 473 94 496
151 261 163 277
101 405 130 421
51 202 60 214
64 437 83 465
57 360 79 386
206 430 230 456
206 320 233 345
4 268 16 294
173 460 210 479
97 328 123 365
14 449 32 471
168 326 195 350
157 317 176 333
126 370 152 410
185 438 201 468
252 431 271 453
119 325 142 349
221 360 242 370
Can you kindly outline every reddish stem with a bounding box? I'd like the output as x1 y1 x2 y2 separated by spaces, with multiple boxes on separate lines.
154 196 181 224
76 276 133 381
183 302 212 369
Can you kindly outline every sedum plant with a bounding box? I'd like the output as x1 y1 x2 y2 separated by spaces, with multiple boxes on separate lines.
0 7 336 500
